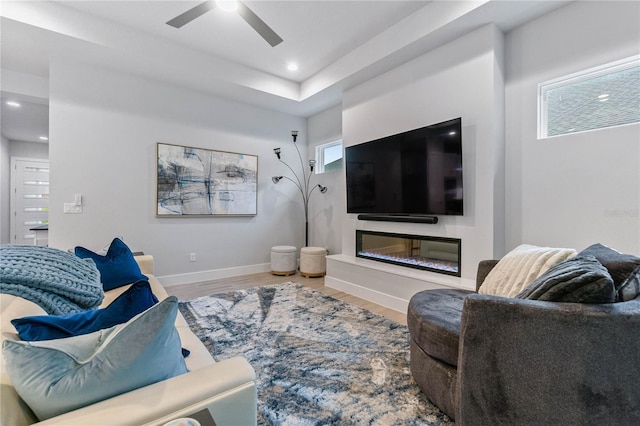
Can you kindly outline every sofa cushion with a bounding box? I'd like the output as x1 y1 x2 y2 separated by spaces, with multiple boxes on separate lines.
516 255 616 303
75 238 147 291
177 325 216 371
2 297 188 421
478 244 577 297
579 243 640 301
11 280 158 341
1 294 47 335
407 289 474 366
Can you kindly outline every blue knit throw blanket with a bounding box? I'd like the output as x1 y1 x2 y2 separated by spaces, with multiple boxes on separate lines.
0 245 104 315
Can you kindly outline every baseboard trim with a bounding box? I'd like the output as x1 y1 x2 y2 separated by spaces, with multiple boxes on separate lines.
325 276 408 314
159 262 271 287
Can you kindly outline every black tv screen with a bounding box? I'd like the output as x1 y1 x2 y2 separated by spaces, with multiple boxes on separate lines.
345 117 463 216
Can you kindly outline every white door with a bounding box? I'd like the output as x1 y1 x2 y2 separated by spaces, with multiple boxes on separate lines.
10 158 49 245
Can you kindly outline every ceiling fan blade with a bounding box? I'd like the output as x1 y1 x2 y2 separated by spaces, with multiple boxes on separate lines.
237 1 283 47
166 1 216 28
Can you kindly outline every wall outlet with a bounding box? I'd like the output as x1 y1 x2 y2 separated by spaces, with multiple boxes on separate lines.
63 203 83 214
189 253 197 262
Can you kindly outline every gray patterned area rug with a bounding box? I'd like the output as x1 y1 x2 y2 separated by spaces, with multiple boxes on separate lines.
179 282 454 425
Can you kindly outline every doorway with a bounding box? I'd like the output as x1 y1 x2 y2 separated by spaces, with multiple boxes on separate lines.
10 157 49 245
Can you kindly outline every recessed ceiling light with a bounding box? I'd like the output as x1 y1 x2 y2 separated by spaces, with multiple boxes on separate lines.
217 0 238 12
6 101 21 107
598 93 609 99
287 63 298 72
39 136 49 141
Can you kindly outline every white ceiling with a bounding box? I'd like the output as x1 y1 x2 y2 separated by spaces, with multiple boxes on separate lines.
58 1 428 82
1 0 572 144
1 93 49 144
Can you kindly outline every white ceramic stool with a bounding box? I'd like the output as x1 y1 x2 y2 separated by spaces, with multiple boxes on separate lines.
271 245 297 276
300 246 327 278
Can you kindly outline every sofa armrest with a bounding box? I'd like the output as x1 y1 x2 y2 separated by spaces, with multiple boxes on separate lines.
457 294 640 425
35 357 256 426
135 255 155 276
475 259 499 291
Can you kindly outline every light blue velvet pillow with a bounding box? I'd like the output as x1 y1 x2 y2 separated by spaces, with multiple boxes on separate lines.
74 238 147 291
2 297 187 421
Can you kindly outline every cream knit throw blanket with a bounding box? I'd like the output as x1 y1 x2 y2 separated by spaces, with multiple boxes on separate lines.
478 244 577 297
0 245 103 314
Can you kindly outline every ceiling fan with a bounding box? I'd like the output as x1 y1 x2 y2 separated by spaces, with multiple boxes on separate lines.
166 0 283 47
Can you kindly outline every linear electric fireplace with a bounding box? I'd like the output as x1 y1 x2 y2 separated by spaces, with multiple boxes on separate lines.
356 230 461 276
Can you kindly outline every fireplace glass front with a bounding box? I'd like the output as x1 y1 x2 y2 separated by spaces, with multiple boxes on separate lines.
356 230 461 276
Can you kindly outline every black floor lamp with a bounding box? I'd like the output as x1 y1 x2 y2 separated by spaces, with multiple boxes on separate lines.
272 130 327 247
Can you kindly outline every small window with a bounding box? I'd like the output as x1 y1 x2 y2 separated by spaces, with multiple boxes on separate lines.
538 55 640 139
315 140 343 173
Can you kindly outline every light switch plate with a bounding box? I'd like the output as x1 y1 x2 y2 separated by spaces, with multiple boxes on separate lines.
64 203 83 214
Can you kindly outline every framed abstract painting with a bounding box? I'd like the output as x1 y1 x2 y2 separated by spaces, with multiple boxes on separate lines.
156 143 258 216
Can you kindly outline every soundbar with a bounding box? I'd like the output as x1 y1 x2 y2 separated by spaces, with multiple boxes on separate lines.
357 214 438 224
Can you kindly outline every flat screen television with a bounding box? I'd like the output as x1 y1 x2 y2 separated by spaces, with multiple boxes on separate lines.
345 117 463 216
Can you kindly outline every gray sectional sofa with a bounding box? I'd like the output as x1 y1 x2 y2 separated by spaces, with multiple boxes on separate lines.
408 244 640 425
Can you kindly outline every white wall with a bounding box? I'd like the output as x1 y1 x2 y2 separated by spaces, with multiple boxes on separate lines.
0 135 10 244
15 0 639 289
0 70 49 100
10 141 48 160
307 104 343 255
48 59 307 279
340 24 505 285
505 0 640 254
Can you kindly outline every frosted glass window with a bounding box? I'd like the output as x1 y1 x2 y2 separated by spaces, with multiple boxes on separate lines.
539 56 639 138
24 220 48 226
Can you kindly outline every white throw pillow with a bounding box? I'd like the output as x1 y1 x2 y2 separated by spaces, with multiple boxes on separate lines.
478 244 577 297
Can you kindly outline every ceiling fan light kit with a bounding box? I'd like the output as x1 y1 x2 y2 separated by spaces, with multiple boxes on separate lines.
216 0 238 13
166 0 283 47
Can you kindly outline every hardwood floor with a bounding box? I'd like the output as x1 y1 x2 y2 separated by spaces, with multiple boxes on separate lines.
165 271 407 325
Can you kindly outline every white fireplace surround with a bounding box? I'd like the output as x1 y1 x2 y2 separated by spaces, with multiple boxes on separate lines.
327 25 506 313
325 254 475 313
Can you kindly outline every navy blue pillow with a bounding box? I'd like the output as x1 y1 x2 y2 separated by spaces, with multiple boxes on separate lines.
12 280 158 341
75 238 147 291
